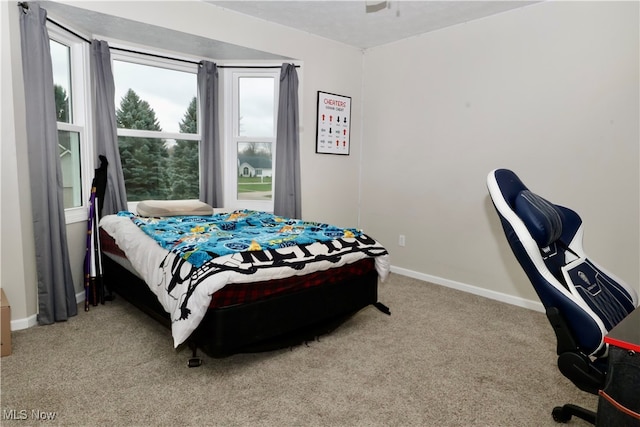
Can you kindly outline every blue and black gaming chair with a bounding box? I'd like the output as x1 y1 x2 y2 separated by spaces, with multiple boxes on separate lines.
486 168 638 424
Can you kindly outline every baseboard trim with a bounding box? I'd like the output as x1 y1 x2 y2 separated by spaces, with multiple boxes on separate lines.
10 291 87 331
76 290 85 305
390 266 545 313
10 314 38 331
11 273 543 330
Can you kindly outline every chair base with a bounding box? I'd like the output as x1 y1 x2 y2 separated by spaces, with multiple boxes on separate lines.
552 404 596 424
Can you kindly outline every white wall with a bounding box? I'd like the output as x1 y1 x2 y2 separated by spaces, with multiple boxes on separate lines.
360 1 640 307
59 0 366 228
1 0 365 326
3 0 638 327
1 1 39 325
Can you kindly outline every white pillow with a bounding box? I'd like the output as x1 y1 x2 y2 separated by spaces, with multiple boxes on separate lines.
136 200 213 217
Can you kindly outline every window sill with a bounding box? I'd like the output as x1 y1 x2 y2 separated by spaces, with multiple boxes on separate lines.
65 206 88 224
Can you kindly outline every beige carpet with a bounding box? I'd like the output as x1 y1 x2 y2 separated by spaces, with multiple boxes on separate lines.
0 273 596 426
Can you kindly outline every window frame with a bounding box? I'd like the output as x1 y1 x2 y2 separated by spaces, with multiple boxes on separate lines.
222 69 280 212
110 51 200 211
48 25 93 224
47 26 295 218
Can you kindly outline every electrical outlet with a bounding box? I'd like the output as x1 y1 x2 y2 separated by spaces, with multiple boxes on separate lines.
398 234 406 247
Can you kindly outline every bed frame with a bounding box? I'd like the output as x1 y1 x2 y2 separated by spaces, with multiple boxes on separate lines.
102 254 383 361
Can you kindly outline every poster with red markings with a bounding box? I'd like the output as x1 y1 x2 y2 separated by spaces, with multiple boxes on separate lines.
316 91 351 155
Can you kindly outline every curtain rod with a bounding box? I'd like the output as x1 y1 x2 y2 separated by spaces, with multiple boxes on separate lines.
20 2 298 69
20 2 92 44
112 46 297 69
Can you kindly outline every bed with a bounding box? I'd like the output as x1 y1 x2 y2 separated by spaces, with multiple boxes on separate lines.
99 207 390 360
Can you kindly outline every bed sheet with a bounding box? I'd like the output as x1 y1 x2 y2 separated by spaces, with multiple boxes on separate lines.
100 213 389 347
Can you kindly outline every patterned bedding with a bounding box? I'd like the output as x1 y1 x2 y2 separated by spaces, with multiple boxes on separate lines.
119 210 365 268
100 210 390 347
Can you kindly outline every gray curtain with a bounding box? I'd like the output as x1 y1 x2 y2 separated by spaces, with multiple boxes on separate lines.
90 40 128 215
197 61 223 207
19 3 77 323
273 63 301 218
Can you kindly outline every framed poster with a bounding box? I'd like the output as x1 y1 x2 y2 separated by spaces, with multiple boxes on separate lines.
315 91 351 155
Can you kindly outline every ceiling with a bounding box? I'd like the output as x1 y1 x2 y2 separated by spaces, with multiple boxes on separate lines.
39 0 289 60
206 1 539 49
39 1 538 61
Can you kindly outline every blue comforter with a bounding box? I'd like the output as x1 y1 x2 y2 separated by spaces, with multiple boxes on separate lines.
118 210 362 268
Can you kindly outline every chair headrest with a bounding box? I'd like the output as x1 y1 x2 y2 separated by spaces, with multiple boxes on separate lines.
514 190 563 247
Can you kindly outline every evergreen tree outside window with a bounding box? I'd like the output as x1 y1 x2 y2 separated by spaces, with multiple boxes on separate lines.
49 32 90 215
112 56 199 203
116 89 170 200
170 97 200 199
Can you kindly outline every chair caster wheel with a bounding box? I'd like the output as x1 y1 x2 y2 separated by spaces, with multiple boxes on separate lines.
552 406 571 423
187 357 202 368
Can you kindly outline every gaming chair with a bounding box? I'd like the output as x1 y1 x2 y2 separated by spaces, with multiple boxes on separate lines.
486 168 638 424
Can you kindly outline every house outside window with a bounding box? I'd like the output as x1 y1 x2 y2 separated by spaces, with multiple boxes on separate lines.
224 71 279 210
49 26 92 223
48 24 285 214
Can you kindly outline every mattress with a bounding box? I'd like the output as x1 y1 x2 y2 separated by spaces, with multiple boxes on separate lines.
99 212 390 347
102 228 375 309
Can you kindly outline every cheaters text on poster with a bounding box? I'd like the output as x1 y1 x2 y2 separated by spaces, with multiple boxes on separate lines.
316 91 351 155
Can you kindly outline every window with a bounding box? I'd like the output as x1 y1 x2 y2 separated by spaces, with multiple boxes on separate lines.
49 27 287 213
224 71 279 211
49 27 91 223
111 53 199 203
